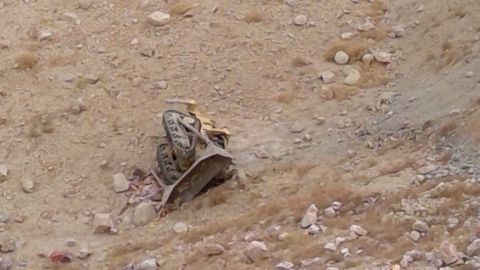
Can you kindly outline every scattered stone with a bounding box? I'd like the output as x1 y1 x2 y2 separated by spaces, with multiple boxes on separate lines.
358 22 375 31
293 15 307 26
173 222 188 233
344 69 361 85
417 5 425 12
278 232 291 241
324 242 336 251
409 231 421 242
412 220 429 232
336 120 346 129
38 28 53 41
320 70 335 84
194 236 226 256
254 150 269 159
439 240 459 265
77 248 91 260
153 80 168 90
78 0 92 10
20 178 34 193
341 32 353 40
132 202 157 227
61 12 81 25
147 11 171 27
0 212 9 223
392 25 406 38
334 51 349 65
300 204 318 229
342 65 355 76
362 53 374 63
284 0 296 7
69 99 87 115
290 122 304 133
447 217 459 228
374 51 392 63
244 241 268 263
417 164 438 175
308 224 320 235
276 261 294 270
466 239 480 256
113 173 129 193
349 225 368 236
400 254 412 268
465 71 474 78
0 164 8 182
303 134 312 142
66 239 76 247
0 256 13 270
324 207 336 218
138 258 157 270
85 74 100 84
0 40 10 49
93 213 114 234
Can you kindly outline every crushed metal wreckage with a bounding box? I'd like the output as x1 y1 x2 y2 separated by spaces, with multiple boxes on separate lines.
116 99 236 220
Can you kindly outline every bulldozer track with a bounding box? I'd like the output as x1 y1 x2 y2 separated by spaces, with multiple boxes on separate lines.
156 141 183 186
162 109 201 155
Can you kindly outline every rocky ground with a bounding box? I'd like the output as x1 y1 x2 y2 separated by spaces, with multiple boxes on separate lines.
0 0 480 269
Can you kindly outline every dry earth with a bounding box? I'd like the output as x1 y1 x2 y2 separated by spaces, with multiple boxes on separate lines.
0 0 480 269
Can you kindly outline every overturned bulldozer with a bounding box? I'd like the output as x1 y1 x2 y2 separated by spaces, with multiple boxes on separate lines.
154 99 234 209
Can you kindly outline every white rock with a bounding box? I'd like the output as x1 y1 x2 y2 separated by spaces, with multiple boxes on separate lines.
173 222 189 233
320 71 335 84
331 201 342 210
412 220 429 232
341 32 353 40
374 51 392 63
358 22 375 31
324 207 336 218
362 53 374 63
465 71 474 78
300 204 318 229
153 80 168 89
21 178 35 193
293 15 307 26
449 109 461 116
93 213 114 234
0 164 8 182
39 28 53 41
342 65 355 76
410 231 421 242
133 202 157 226
324 242 336 251
349 224 368 236
244 241 268 263
276 261 294 269
334 51 349 65
147 11 171 27
417 5 425 12
113 173 130 193
467 239 480 256
138 258 157 270
392 25 406 38
344 70 361 85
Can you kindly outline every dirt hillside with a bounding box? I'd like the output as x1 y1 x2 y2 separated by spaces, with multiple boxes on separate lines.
0 0 480 269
